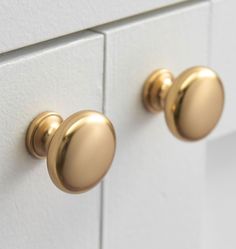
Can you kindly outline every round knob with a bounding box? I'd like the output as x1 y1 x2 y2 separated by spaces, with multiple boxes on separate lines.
143 66 224 141
26 111 116 194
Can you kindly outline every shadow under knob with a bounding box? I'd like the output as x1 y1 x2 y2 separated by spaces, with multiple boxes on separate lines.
26 111 116 194
143 66 224 141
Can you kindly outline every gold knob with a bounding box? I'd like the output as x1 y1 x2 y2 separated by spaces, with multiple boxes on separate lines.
26 111 116 194
143 66 224 141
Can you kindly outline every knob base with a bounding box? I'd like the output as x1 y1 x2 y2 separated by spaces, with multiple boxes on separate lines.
26 112 63 159
143 69 174 113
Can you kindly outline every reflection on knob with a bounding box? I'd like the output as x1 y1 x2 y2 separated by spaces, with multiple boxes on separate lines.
26 111 116 194
143 66 224 141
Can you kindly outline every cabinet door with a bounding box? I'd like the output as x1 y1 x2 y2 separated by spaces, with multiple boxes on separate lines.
0 31 103 249
95 2 210 249
205 0 236 248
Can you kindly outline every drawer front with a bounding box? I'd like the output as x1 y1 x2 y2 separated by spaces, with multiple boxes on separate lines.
95 2 209 249
0 0 189 54
0 31 103 249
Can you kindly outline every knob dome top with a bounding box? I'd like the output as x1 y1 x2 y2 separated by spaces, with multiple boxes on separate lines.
47 111 116 193
165 67 224 140
143 66 224 141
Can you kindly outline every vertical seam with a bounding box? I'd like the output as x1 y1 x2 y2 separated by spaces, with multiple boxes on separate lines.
90 29 107 249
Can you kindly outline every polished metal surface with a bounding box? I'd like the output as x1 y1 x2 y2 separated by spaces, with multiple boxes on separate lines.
26 111 116 194
143 66 224 141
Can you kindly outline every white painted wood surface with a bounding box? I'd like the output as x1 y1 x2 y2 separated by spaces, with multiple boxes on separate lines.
96 2 209 249
0 31 103 249
208 0 236 139
0 0 188 54
204 1 236 248
205 132 236 249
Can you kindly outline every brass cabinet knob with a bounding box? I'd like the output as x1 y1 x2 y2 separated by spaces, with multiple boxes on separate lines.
143 66 224 141
26 111 116 194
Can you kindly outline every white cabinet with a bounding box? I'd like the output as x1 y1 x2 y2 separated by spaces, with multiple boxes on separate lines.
0 0 234 248
95 2 210 249
0 31 104 249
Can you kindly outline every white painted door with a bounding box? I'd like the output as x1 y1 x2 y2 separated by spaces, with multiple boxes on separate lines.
0 31 104 249
95 2 214 249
